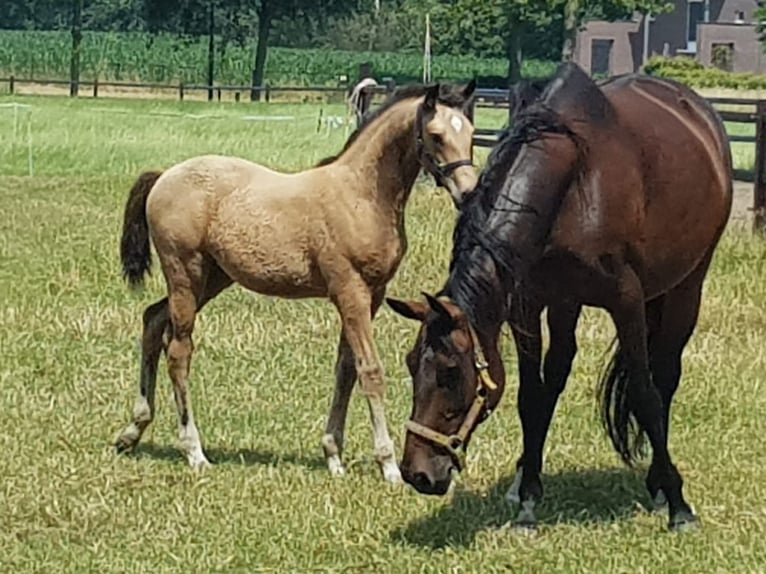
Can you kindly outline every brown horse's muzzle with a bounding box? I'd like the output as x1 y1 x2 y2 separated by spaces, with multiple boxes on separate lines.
399 434 455 496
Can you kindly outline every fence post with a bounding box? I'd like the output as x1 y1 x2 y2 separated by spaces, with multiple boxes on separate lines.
9 75 13 94
179 82 184 101
93 78 98 98
754 100 766 233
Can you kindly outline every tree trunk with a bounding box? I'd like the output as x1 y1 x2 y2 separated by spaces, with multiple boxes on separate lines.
506 23 523 85
207 1 215 101
561 0 579 62
251 0 274 102
507 22 523 125
69 0 83 97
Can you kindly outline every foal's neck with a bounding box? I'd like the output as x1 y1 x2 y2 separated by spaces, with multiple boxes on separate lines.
338 98 423 211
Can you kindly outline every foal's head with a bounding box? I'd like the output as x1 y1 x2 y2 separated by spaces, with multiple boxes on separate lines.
386 294 499 495
416 82 478 207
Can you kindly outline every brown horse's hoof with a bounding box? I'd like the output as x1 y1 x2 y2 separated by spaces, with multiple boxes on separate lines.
669 511 700 533
512 521 539 537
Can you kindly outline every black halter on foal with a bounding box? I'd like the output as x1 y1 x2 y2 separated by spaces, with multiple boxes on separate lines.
415 117 473 189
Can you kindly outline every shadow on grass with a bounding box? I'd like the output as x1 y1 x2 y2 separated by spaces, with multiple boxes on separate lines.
392 467 651 549
132 442 326 471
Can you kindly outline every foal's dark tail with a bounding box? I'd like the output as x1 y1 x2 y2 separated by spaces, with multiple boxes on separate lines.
596 339 648 467
120 170 162 288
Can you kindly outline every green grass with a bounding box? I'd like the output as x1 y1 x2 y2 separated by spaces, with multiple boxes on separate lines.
1 93 765 572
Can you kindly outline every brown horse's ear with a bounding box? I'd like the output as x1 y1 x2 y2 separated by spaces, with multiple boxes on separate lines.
462 79 477 100
423 83 439 112
423 292 453 321
386 297 428 321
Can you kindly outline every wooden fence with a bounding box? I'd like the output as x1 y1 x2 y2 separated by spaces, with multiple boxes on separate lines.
4 76 766 232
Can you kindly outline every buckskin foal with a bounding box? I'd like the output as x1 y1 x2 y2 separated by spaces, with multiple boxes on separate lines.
387 63 732 529
114 81 478 483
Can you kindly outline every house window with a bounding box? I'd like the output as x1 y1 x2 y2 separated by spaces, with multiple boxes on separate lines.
712 43 734 71
735 10 745 22
687 0 705 51
591 39 613 76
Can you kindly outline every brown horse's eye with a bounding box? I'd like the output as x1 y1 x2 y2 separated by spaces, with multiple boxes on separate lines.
444 410 461 422
431 133 444 146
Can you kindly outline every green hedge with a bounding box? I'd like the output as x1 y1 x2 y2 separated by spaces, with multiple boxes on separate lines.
644 55 766 89
0 30 556 88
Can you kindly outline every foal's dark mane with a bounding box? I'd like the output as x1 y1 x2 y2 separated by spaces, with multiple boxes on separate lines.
316 83 475 167
442 64 604 326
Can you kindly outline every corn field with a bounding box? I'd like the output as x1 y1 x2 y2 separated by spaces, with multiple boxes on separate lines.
0 30 555 86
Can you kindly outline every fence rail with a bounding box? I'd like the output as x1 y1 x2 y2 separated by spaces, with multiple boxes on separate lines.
3 75 766 231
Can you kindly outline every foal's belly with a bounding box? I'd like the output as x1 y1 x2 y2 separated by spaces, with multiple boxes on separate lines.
205 199 326 299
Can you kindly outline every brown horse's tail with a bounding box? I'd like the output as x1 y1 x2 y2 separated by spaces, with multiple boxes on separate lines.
120 170 162 288
596 339 649 467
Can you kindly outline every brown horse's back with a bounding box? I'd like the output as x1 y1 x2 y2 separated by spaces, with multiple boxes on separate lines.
550 75 732 299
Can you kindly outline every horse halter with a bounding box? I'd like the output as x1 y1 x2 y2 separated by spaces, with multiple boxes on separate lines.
415 117 474 189
404 318 498 472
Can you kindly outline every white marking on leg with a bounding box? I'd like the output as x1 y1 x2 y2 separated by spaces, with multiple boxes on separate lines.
516 499 537 526
368 398 402 484
653 489 667 509
450 114 463 133
115 394 153 450
178 415 209 470
321 433 346 477
506 468 523 504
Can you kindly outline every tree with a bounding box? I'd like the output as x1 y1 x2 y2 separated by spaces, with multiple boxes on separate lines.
250 0 355 101
70 0 83 96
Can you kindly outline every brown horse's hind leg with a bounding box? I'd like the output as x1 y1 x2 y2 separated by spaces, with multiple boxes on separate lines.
322 290 385 477
645 253 711 512
330 282 401 484
607 266 698 532
115 297 169 453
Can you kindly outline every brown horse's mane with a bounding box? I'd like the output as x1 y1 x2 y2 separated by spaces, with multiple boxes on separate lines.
315 82 475 167
443 64 605 324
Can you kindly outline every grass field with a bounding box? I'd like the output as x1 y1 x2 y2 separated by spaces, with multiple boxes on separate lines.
1 93 766 572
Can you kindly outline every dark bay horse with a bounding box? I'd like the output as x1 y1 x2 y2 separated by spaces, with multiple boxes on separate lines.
387 63 732 530
114 81 478 483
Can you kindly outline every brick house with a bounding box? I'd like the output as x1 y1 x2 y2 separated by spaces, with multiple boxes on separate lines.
574 0 766 75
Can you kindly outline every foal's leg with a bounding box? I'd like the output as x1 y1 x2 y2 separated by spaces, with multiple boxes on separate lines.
321 290 385 477
645 255 710 512
115 297 169 453
166 259 231 469
331 282 400 484
321 332 357 476
609 266 697 531
508 299 581 529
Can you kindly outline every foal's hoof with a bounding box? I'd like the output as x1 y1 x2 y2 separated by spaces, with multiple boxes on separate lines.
669 511 700 533
381 462 403 485
114 435 138 455
326 455 346 477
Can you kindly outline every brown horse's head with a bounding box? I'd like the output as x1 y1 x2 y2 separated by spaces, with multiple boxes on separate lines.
416 82 478 207
386 293 501 495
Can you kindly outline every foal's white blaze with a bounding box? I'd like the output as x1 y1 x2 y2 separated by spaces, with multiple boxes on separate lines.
450 114 464 133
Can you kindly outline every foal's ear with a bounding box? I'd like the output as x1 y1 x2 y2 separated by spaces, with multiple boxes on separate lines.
462 79 477 99
423 83 439 112
386 297 428 321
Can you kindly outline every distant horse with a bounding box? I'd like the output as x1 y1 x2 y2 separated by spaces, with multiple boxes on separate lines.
387 63 732 529
114 81 478 483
